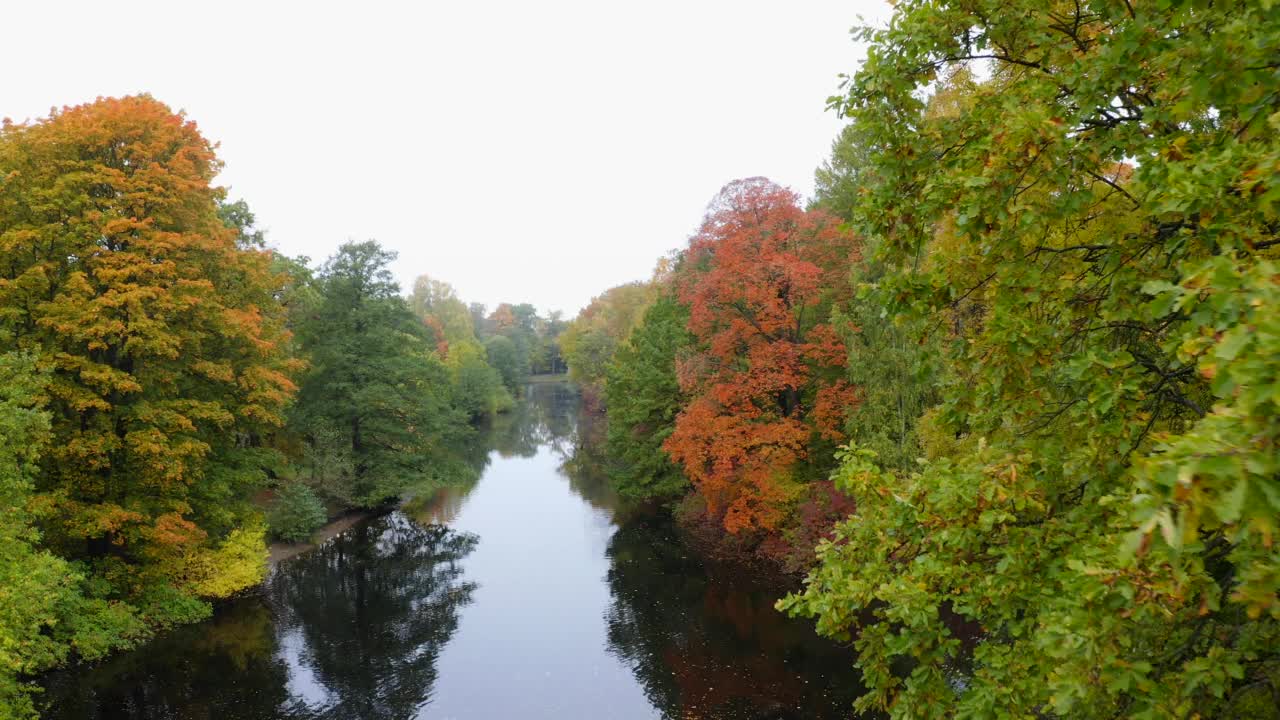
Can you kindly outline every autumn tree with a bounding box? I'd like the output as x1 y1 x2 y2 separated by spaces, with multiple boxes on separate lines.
0 96 298 622
486 302 518 334
409 274 512 419
408 274 476 351
663 178 859 538
560 281 652 400
783 2 1280 718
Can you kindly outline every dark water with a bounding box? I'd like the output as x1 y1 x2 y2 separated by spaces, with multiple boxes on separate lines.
39 381 864 719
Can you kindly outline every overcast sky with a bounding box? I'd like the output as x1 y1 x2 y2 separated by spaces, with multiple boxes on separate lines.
7 0 888 316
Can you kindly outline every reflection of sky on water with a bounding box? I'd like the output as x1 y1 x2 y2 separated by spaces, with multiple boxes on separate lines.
424 446 658 719
278 627 333 711
38 380 865 720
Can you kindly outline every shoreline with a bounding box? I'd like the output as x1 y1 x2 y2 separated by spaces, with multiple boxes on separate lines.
266 508 382 570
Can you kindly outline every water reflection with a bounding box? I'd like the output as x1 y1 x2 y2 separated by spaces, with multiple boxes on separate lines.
268 515 478 718
604 516 866 719
486 382 576 459
39 380 864 719
40 515 477 719
39 602 292 719
557 396 622 512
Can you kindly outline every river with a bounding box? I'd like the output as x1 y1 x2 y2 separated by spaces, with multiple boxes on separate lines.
39 381 865 719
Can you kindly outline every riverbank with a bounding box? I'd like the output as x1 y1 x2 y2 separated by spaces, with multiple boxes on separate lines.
266 508 381 569
37 379 865 719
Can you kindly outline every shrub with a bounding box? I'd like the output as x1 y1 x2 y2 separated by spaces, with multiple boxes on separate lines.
266 484 328 543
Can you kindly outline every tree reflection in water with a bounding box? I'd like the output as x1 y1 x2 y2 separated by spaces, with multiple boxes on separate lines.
603 515 869 720
38 601 292 719
40 381 865 720
38 514 477 720
269 513 478 718
530 379 868 719
486 382 576 459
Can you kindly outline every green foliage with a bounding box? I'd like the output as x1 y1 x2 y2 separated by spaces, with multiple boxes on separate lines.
604 293 692 505
530 310 568 375
291 241 470 507
783 1 1280 717
815 145 942 472
58 594 148 663
838 255 940 473
218 197 266 248
561 282 652 397
267 484 328 543
0 353 78 718
452 352 515 419
484 335 524 391
0 353 163 715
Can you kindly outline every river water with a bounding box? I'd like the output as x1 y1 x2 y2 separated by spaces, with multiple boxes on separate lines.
39 381 864 719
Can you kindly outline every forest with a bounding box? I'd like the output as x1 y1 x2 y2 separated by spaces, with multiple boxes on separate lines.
560 2 1280 718
3 0 1279 718
0 97 566 716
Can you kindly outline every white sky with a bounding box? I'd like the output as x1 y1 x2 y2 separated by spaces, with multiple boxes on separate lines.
6 0 888 317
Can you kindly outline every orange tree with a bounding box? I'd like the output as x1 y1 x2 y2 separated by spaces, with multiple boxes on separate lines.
663 178 859 541
0 96 298 621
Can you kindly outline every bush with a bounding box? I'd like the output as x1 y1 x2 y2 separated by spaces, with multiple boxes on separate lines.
266 484 328 543
453 354 514 419
182 521 269 599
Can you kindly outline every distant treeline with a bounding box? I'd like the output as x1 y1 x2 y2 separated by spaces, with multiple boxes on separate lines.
0 96 563 716
563 2 1280 718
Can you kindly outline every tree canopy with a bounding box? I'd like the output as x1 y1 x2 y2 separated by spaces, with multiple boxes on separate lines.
781 2 1280 717
291 241 467 507
664 178 859 537
0 97 538 712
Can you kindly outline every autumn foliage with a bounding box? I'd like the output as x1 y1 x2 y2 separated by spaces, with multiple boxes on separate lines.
0 97 303 710
662 178 859 535
0 96 298 577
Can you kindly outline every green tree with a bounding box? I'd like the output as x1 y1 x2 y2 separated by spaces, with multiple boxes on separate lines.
408 274 513 419
815 125 942 473
783 2 1280 718
533 310 568 375
604 293 692 505
483 302 540 384
265 483 328 543
0 353 80 719
218 197 266 248
484 334 524 392
560 282 652 399
451 352 513 420
292 241 467 507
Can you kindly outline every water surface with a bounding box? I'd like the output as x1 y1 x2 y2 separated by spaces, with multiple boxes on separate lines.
40 381 864 719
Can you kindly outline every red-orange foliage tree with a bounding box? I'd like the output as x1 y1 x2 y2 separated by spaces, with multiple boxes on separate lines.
663 178 859 535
